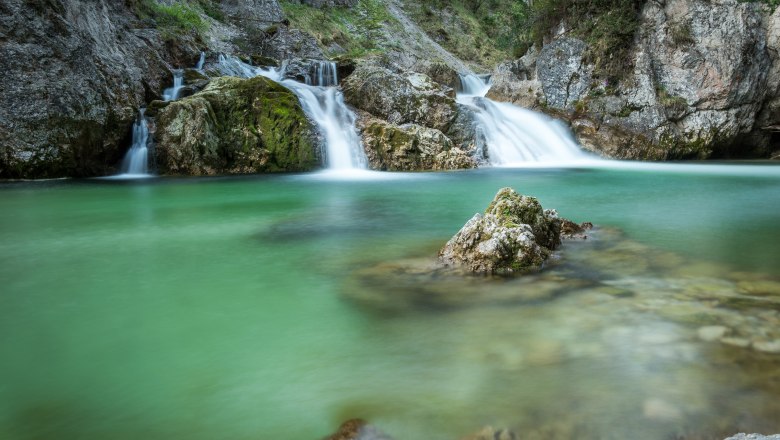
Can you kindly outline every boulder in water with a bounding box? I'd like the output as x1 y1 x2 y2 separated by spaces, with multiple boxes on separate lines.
154 76 319 175
356 111 476 171
439 188 589 275
322 419 392 440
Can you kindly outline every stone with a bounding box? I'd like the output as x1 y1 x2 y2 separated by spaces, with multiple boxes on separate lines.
537 38 592 110
438 188 583 275
697 325 730 342
154 76 319 175
752 340 780 354
461 426 517 440
342 61 458 133
642 398 683 421
720 337 751 348
356 112 476 171
323 419 393 440
0 0 199 178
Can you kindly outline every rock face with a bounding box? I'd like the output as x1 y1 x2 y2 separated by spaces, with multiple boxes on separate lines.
153 76 319 175
343 62 457 132
356 111 476 171
0 0 197 179
323 419 393 440
291 0 358 8
488 0 780 160
439 188 588 275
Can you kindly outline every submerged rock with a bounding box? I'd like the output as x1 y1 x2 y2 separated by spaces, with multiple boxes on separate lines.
438 188 589 275
461 426 517 440
323 419 392 440
154 76 319 175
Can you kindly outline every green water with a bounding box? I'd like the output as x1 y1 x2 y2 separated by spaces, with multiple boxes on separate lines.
1 165 779 440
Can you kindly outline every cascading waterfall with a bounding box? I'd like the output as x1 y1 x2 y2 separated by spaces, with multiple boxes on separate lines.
457 74 588 165
195 51 205 71
216 55 368 171
162 70 184 101
119 109 150 176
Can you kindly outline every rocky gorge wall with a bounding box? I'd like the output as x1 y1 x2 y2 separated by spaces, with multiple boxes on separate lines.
2 0 779 180
487 0 780 160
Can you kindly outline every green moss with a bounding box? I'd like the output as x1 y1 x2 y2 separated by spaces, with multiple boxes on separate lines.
133 0 210 40
656 86 688 115
521 0 644 82
279 0 398 58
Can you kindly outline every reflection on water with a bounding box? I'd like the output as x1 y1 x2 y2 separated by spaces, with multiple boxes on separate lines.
0 166 778 439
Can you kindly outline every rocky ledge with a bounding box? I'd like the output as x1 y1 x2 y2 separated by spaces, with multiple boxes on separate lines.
439 187 591 275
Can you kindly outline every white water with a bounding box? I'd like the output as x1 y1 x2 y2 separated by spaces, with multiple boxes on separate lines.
117 109 150 177
457 74 588 166
162 70 184 101
195 52 205 71
217 55 368 171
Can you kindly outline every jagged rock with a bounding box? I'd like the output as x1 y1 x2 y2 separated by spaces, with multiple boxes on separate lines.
439 188 583 275
356 111 476 171
219 0 285 24
724 434 780 440
256 26 325 60
342 61 458 133
323 419 392 440
492 0 777 160
154 76 319 175
0 0 198 178
537 38 592 110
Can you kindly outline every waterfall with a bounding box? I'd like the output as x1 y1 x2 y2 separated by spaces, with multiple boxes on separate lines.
162 70 184 101
310 61 338 87
216 55 368 171
457 74 588 165
196 52 205 71
119 109 150 176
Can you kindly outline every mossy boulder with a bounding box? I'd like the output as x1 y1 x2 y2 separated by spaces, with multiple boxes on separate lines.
154 76 319 175
357 111 475 171
439 188 587 275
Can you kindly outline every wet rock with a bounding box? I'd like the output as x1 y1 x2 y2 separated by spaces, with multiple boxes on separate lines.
560 219 593 240
462 426 517 440
737 280 780 296
698 325 730 342
323 419 392 440
642 398 683 421
439 188 584 275
752 340 780 354
356 112 476 171
154 76 319 175
0 0 198 178
342 61 457 133
720 337 751 348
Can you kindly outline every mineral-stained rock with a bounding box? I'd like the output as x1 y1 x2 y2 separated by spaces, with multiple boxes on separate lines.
356 111 476 171
439 187 585 275
154 76 319 175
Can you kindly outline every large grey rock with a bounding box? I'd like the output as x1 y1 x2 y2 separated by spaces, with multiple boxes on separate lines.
0 0 198 178
438 188 574 275
342 61 458 132
356 111 476 171
537 38 592 109
724 435 780 440
290 0 358 7
219 0 285 24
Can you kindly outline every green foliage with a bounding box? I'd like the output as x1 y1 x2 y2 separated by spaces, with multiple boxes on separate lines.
656 86 688 114
523 0 644 82
133 0 212 39
279 0 396 58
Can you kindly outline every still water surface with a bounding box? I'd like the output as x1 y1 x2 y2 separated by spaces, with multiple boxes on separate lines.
1 165 779 439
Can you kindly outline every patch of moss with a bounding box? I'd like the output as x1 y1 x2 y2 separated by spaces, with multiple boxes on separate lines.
279 0 398 58
669 21 695 47
133 0 210 40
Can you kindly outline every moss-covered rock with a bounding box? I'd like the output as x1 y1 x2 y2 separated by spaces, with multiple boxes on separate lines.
438 188 583 275
154 75 319 175
357 111 475 171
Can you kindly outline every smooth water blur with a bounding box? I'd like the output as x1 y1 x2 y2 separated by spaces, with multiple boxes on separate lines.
1 165 779 440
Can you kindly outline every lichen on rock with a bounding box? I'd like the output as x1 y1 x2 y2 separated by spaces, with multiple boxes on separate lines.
438 187 590 275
